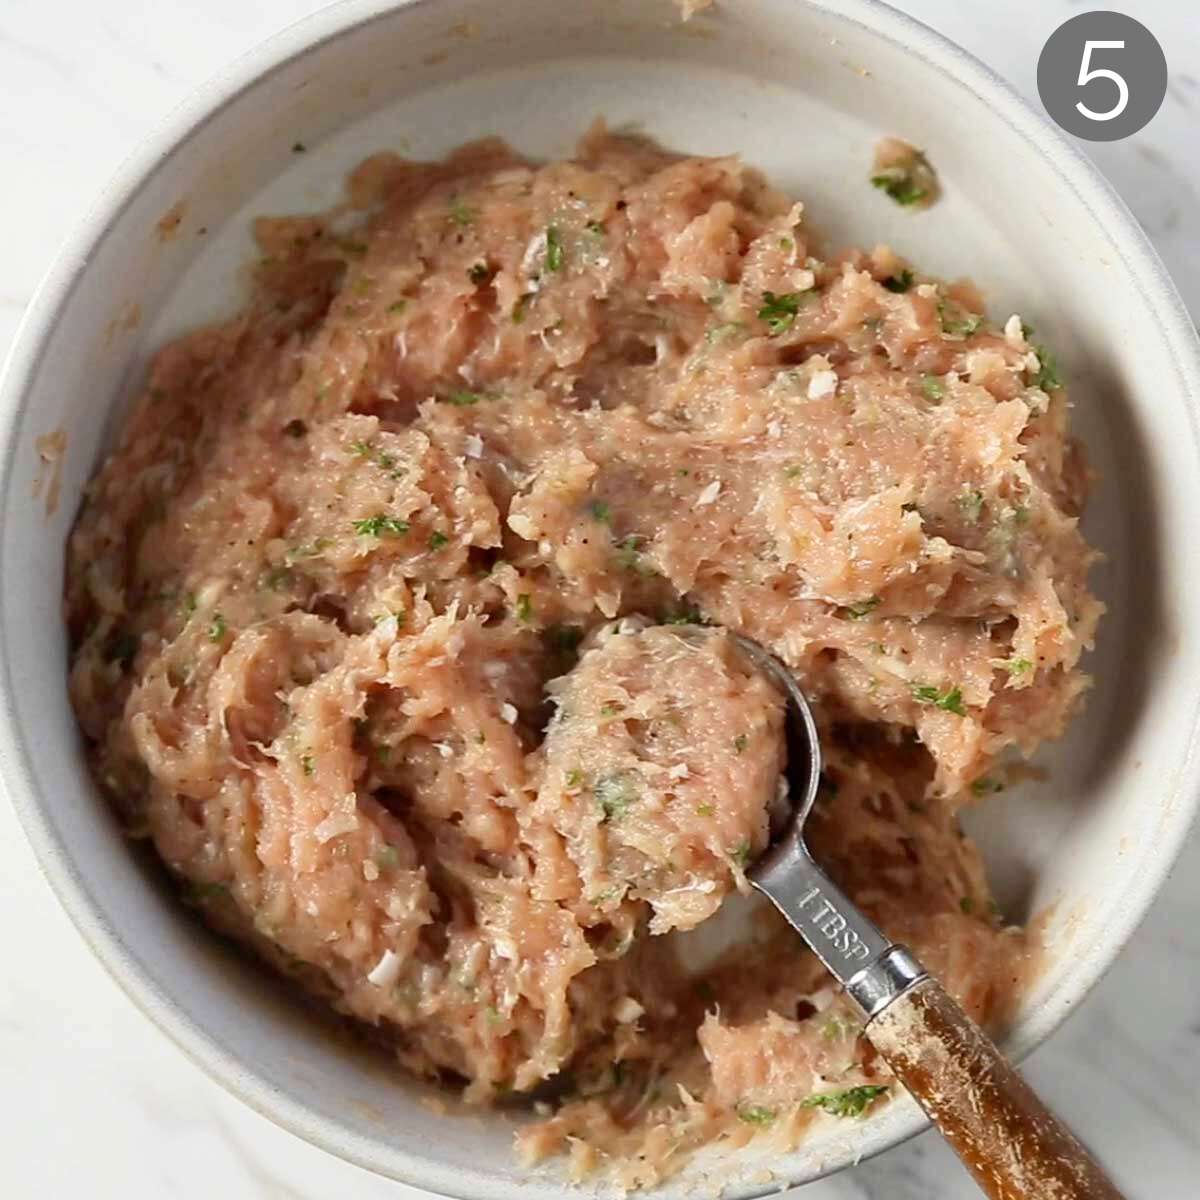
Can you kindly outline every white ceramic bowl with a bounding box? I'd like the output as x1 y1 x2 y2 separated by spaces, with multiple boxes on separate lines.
3 1 1199 1195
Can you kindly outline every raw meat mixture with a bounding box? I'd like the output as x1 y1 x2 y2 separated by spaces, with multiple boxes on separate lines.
66 124 1102 1187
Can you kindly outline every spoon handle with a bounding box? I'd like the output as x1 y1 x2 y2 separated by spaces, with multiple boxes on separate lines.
867 975 1125 1200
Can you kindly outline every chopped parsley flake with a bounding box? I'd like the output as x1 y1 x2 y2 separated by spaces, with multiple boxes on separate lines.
913 684 967 716
938 300 982 338
758 290 806 335
664 603 704 625
512 293 534 324
696 802 716 817
444 389 481 407
729 838 752 867
599 701 622 718
871 148 935 207
840 595 881 620
585 219 606 236
377 845 400 868
182 593 198 616
565 769 584 788
595 773 638 820
957 490 984 523
737 1105 776 1126
301 754 315 777
448 198 475 227
207 613 227 643
802 1085 888 1118
970 776 1004 797
590 500 611 523
545 225 565 272
960 896 976 914
1001 656 1032 675
615 535 646 573
922 374 945 400
352 514 409 537
882 269 914 293
428 531 449 550
386 300 408 315
734 734 749 754
872 173 927 206
515 593 533 623
1031 344 1062 391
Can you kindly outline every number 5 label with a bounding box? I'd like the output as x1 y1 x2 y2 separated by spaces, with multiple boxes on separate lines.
1075 40 1129 122
1038 13 1167 142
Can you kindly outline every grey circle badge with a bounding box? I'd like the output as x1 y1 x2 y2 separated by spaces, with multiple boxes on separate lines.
1037 11 1167 141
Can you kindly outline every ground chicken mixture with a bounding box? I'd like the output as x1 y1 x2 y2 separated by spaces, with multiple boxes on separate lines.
66 123 1102 1188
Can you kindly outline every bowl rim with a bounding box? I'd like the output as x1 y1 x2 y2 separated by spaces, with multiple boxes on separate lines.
2 0 1200 1196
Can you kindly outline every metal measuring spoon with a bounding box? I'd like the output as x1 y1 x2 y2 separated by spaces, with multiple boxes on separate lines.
732 634 1124 1200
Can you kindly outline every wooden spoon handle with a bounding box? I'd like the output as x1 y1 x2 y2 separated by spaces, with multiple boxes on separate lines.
867 977 1124 1200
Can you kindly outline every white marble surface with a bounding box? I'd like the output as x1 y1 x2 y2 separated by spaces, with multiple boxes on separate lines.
1 1 1197 1197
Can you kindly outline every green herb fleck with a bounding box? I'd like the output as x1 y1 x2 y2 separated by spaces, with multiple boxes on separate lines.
301 754 315 777
600 701 622 718
387 300 408 315
938 299 982 338
1001 657 1032 676
882 269 914 293
1031 344 1062 391
705 321 745 344
427 531 449 551
737 1105 776 1126
565 769 584 788
515 593 533 623
545 225 565 272
664 603 704 626
734 734 749 754
957 490 984 523
960 896 976 914
614 535 646 573
352 514 409 537
922 374 945 401
595 773 638 820
840 595 881 620
444 389 481 407
970 776 1004 797
207 613 227 643
729 838 752 868
182 593 198 616
585 219 606 236
512 293 533 324
448 198 475 227
590 500 611 523
912 684 967 716
870 149 935 207
758 290 806 335
696 803 716 817
802 1085 888 1118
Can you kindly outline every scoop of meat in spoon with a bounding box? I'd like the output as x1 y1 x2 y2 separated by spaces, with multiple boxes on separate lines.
732 635 1124 1200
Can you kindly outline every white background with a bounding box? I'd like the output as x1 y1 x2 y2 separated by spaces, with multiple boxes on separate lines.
1 2 1197 1197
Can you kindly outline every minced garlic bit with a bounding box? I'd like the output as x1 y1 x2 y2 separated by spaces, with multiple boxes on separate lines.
808 369 838 400
500 702 518 725
367 949 403 987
